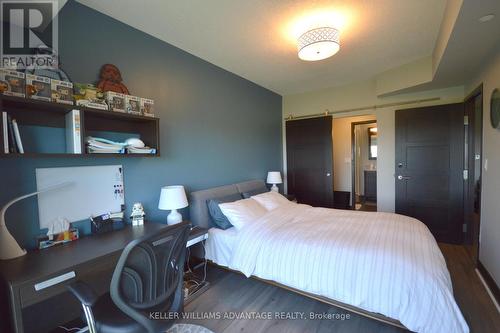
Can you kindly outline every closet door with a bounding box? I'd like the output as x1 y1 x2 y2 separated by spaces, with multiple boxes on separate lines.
286 116 334 208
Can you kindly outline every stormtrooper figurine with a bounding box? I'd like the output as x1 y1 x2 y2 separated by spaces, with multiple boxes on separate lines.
130 203 145 226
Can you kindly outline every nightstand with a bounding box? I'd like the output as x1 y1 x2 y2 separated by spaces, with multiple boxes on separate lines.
185 224 209 304
187 225 208 247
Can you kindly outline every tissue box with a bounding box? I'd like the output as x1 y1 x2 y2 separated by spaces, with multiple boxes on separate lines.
51 79 73 105
140 97 155 117
36 228 80 250
125 95 141 115
105 91 126 113
26 74 52 101
0 69 25 97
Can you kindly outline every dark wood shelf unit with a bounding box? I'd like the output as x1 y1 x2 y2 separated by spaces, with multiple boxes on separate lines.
0 153 157 158
0 95 160 158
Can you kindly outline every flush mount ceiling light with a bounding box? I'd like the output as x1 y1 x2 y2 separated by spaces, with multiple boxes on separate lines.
297 27 340 61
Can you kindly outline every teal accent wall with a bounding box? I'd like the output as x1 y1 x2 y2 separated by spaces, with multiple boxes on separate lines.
0 1 282 249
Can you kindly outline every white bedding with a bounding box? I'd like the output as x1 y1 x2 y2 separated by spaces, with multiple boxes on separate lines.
224 203 469 333
205 227 238 267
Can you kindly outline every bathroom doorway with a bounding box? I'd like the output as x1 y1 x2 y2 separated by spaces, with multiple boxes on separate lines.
351 120 377 211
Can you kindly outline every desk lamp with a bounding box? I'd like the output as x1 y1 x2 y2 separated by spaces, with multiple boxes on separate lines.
0 182 72 260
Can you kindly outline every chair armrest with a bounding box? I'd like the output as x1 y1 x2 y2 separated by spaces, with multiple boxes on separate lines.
67 281 98 306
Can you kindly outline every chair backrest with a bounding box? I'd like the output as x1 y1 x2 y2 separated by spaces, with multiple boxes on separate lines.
110 221 190 333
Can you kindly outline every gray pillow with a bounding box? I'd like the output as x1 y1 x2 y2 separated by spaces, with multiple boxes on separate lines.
241 187 269 199
207 193 242 229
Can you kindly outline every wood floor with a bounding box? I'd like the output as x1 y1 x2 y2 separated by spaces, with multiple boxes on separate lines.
183 244 500 333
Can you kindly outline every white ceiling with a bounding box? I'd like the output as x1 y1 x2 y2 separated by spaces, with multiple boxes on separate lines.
76 0 447 95
431 0 500 88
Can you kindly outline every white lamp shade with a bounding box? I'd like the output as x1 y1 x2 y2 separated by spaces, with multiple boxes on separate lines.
266 171 282 184
158 185 188 210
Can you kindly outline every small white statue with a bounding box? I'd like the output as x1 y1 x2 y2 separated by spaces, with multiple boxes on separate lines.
130 203 145 226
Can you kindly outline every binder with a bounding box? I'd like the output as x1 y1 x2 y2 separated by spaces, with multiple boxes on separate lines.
65 110 82 153
2 112 8 154
7 115 17 153
12 119 23 153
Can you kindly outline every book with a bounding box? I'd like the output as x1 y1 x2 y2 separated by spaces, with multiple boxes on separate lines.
65 110 82 153
87 140 123 150
7 115 17 153
11 119 23 153
2 112 8 154
127 146 156 154
86 136 126 147
87 147 125 154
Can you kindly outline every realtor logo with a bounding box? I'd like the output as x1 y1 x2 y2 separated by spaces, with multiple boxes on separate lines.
1 0 58 69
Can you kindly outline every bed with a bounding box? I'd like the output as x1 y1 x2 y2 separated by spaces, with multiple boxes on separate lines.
189 180 469 333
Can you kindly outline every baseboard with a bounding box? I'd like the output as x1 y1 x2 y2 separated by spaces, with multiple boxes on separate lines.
477 260 500 312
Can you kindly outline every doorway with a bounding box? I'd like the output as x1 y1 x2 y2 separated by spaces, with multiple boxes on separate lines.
351 121 378 211
464 85 483 263
332 115 377 210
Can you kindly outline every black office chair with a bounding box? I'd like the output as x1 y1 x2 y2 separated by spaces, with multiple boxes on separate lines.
68 221 190 333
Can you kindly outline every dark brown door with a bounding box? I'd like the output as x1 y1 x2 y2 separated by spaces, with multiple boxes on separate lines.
395 104 464 244
286 116 334 208
464 87 483 264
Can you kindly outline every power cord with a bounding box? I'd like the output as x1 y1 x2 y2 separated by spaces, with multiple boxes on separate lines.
186 246 194 273
184 239 208 298
201 239 207 283
58 326 84 332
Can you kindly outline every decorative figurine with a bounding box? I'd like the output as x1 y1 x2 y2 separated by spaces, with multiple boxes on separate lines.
26 74 51 101
104 91 126 113
51 79 74 105
130 203 145 226
0 69 25 97
97 64 130 94
140 98 155 117
125 95 141 115
73 83 108 110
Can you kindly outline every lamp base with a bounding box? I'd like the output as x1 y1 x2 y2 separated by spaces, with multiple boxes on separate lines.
167 209 183 225
270 184 279 192
0 225 26 260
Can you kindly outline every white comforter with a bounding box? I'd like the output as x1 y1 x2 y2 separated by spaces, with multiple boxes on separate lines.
228 204 469 333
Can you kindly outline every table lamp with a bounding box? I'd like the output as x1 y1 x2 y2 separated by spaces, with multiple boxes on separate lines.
158 185 188 225
267 171 282 192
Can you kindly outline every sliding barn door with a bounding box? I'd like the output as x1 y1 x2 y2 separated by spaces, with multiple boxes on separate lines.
286 116 334 208
395 104 464 244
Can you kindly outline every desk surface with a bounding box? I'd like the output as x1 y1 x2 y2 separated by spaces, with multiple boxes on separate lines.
0 221 209 333
0 222 208 287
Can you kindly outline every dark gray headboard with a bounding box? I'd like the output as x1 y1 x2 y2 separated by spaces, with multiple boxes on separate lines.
189 180 266 228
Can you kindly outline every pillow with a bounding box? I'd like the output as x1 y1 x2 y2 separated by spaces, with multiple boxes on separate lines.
251 191 291 211
241 186 269 199
207 193 243 229
218 198 267 230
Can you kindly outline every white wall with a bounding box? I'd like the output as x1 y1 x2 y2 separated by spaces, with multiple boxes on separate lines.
283 80 464 212
466 46 500 286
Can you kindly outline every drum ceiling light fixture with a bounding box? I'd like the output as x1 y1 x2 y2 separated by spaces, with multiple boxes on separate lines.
297 26 340 61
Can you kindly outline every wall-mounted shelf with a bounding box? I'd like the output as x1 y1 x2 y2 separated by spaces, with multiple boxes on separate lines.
0 95 160 158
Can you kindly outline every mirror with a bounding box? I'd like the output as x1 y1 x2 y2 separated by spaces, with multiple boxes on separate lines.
491 88 500 129
368 127 377 160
